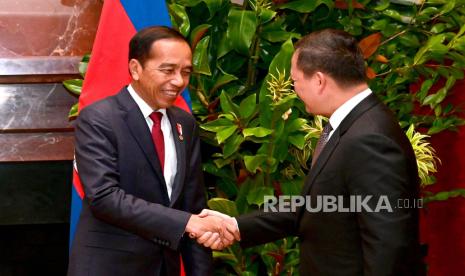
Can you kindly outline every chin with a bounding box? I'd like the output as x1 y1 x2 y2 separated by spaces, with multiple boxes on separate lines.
161 100 177 109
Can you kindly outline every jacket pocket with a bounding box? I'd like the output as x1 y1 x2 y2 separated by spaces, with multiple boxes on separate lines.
85 230 136 253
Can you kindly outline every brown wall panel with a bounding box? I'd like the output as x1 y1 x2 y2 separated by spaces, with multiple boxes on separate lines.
0 132 75 162
0 1 102 162
0 83 77 132
0 56 81 76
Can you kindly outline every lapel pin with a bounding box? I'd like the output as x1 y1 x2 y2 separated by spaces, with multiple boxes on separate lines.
176 123 184 141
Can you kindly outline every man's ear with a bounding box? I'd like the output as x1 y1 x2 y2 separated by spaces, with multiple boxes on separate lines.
129 59 141 80
315 72 326 94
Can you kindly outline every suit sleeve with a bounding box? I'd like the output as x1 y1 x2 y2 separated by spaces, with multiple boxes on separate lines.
179 121 213 275
343 134 419 276
236 210 298 248
75 105 191 250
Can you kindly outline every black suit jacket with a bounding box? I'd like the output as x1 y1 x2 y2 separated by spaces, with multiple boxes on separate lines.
237 94 422 275
68 88 212 276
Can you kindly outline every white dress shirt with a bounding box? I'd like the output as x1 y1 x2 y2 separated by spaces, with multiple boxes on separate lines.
327 88 372 140
127 85 177 199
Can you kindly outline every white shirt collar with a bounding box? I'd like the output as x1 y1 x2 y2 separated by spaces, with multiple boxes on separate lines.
127 84 167 118
127 84 176 199
329 88 372 133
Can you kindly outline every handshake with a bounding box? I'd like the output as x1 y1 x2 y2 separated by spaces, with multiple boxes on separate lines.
185 209 241 250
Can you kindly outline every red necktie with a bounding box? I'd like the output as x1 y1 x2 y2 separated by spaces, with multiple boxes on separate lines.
149 112 165 170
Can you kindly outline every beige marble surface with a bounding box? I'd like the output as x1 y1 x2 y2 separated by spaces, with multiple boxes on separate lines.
0 0 102 57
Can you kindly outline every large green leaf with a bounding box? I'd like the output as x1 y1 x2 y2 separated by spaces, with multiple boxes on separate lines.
288 134 305 150
439 0 456 15
235 175 264 214
414 34 447 65
242 127 273 138
78 54 90 78
285 118 307 133
193 36 212 76
213 154 236 168
168 3 190 36
261 19 301 43
203 162 234 179
201 118 234 132
223 133 244 158
202 0 227 19
217 125 238 144
239 94 257 119
177 0 226 19
207 197 239 217
68 103 79 118
226 9 257 55
190 24 211 49
244 154 268 173
210 73 238 94
452 36 465 52
246 186 275 207
63 79 83 96
416 79 435 101
220 90 240 115
278 0 333 13
217 177 239 198
217 33 234 58
422 87 447 107
448 52 465 67
259 8 276 24
265 38 294 81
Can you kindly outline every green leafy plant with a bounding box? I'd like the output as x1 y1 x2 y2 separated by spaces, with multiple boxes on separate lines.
166 0 465 274
63 0 465 273
63 54 90 118
406 124 440 186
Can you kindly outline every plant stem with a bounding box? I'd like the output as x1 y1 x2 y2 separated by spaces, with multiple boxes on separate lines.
191 76 209 108
379 29 408 47
246 28 262 91
375 69 393 77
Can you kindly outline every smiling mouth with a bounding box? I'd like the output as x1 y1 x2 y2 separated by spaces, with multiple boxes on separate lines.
162 90 179 98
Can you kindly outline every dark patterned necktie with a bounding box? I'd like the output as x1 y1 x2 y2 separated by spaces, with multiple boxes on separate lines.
311 122 333 167
149 112 165 170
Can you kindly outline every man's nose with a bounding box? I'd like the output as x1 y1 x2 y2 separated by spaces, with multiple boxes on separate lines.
170 72 184 87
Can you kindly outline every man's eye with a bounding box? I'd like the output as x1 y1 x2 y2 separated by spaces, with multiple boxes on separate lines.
182 70 192 76
159 69 174 74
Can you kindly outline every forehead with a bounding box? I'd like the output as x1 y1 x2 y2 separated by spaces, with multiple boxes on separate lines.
148 38 192 64
290 52 302 76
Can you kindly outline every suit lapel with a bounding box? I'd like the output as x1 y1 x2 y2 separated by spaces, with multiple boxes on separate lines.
116 89 167 188
301 131 341 197
300 94 381 200
167 108 187 207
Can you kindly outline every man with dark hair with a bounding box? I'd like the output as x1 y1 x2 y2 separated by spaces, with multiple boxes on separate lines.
199 29 423 275
68 26 232 276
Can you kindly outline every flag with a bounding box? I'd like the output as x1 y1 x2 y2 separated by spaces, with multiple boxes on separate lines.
70 0 192 261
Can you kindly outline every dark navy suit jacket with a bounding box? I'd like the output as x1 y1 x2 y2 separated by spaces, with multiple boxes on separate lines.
68 88 212 276
237 94 423 275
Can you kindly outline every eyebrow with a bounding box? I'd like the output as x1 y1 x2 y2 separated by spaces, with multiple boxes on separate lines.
158 63 193 71
158 63 177 68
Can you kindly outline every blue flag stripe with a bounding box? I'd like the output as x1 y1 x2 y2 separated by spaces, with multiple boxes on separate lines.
120 0 172 31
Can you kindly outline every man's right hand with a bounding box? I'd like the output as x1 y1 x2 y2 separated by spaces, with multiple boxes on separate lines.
193 209 241 250
185 212 237 250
